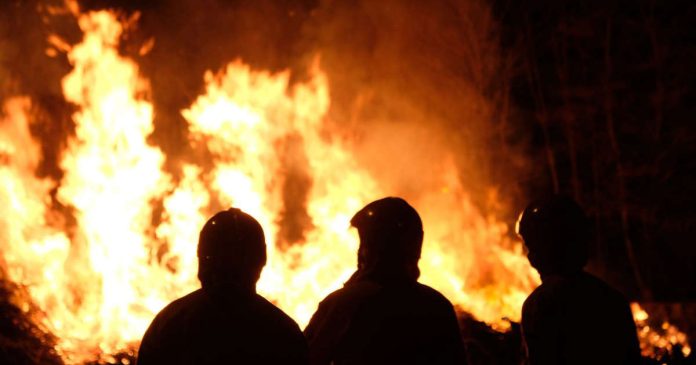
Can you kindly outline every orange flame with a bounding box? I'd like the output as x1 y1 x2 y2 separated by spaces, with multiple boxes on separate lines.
0 10 537 362
0 8 687 364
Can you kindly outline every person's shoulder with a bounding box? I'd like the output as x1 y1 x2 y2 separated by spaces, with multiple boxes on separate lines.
321 280 382 306
524 272 598 305
308 287 344 315
253 294 303 333
151 289 206 323
412 282 457 310
580 271 619 291
523 272 629 315
141 288 206 346
253 294 296 321
522 284 541 311
579 272 630 306
321 286 350 304
168 288 206 307
524 280 551 302
522 279 566 318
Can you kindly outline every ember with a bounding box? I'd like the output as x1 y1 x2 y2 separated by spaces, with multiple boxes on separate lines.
632 303 692 360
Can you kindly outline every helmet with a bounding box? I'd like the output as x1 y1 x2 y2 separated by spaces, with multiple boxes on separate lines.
516 195 589 274
197 208 267 287
350 197 423 262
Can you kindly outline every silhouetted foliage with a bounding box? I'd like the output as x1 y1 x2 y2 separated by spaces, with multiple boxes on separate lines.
495 0 696 303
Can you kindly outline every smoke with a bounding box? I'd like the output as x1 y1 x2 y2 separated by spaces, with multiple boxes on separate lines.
304 0 527 220
0 1 76 99
1 0 528 243
277 133 314 247
108 0 314 169
0 2 538 358
82 0 528 222
0 0 78 181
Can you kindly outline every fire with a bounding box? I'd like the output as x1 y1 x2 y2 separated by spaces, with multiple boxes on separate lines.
631 303 692 359
55 11 173 361
0 7 688 364
182 58 379 325
0 9 535 362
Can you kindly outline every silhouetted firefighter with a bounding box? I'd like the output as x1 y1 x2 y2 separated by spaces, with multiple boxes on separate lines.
304 197 466 365
137 209 308 365
516 195 641 365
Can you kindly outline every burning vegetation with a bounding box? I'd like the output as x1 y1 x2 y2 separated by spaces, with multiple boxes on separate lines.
1 6 536 363
0 0 693 364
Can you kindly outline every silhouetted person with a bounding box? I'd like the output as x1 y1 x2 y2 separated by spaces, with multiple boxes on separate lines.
516 195 641 365
137 208 308 365
305 197 465 365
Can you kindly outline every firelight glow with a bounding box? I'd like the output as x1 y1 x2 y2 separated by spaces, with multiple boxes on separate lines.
0 8 688 364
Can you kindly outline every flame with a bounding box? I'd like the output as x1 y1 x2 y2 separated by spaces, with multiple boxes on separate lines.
0 96 72 341
631 303 692 359
0 8 687 364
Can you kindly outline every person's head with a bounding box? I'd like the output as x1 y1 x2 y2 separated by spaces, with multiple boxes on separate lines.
197 208 267 292
516 194 590 277
350 197 424 282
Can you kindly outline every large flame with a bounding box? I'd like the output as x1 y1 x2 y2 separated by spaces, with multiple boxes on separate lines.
0 9 687 364
0 10 535 362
